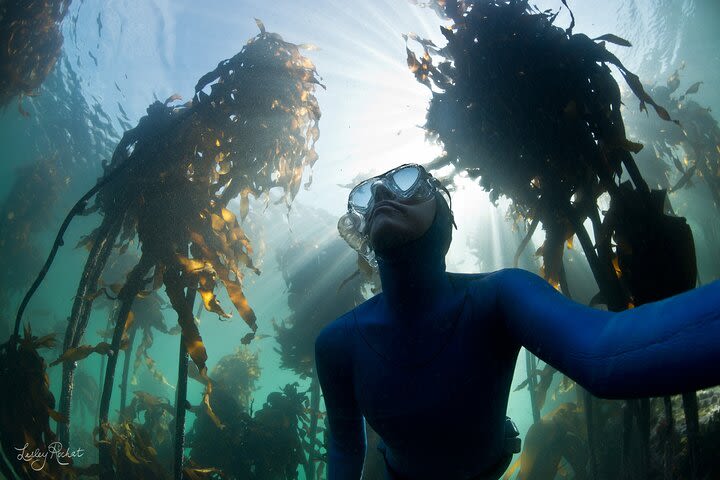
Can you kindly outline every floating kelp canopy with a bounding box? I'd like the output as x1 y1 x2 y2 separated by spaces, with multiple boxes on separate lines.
0 325 73 480
407 0 688 308
7 21 322 480
0 0 71 114
408 1 699 478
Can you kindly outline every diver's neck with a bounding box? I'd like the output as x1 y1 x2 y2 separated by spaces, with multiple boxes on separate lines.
376 250 452 320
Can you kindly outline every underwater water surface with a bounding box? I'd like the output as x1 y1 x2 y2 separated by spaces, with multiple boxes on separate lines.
1 0 719 479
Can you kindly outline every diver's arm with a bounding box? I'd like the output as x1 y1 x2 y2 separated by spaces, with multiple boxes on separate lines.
315 316 367 479
495 268 720 399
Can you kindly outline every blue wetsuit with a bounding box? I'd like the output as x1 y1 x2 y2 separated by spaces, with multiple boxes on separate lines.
315 205 720 480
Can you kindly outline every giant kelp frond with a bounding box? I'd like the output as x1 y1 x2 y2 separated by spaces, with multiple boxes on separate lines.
0 0 71 113
49 337 129 367
409 0 672 210
188 383 307 480
502 403 587 480
0 324 76 479
209 347 260 411
513 362 557 412
95 421 170 479
407 0 694 312
77 24 322 374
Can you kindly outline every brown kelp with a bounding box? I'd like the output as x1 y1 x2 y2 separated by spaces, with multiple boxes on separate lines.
618 69 719 479
188 382 307 480
0 325 76 479
407 1 697 478
206 346 261 411
647 388 720 478
502 403 589 480
90 252 178 411
94 420 170 479
0 0 71 114
11 21 321 480
407 0 691 306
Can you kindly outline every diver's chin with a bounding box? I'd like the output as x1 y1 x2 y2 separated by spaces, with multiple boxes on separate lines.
369 220 411 255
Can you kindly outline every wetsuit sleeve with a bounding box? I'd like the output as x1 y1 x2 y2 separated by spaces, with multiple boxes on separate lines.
315 315 367 479
495 268 720 399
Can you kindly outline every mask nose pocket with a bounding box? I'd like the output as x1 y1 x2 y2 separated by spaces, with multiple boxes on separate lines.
370 180 395 203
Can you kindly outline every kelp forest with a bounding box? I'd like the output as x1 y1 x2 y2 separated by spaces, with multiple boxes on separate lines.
0 0 719 479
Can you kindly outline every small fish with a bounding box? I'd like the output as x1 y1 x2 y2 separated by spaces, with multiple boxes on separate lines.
678 81 702 101
670 165 696 192
117 102 129 119
685 81 702 95
672 154 686 174
593 33 632 47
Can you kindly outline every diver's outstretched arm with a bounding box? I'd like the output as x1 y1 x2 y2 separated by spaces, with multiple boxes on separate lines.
315 315 367 479
495 268 720 399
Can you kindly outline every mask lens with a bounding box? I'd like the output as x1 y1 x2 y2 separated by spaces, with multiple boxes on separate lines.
391 166 420 192
350 181 373 210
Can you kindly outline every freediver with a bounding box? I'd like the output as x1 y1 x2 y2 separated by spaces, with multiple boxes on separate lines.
314 163 720 480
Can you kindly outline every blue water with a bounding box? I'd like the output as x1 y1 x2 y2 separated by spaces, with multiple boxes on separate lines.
1 1 719 479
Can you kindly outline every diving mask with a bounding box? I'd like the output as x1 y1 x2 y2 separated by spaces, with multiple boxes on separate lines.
338 164 452 267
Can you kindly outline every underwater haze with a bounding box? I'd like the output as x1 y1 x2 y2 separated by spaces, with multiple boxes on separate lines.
1 0 719 479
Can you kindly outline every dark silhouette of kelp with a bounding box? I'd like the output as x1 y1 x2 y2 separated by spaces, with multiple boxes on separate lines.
188 381 307 480
622 66 720 480
0 325 77 479
8 21 321 480
407 1 699 478
0 0 71 114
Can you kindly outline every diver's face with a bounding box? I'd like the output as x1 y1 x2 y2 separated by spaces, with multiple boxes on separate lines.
365 184 437 253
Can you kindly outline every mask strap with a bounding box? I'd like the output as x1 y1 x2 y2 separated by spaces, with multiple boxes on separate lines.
434 180 457 230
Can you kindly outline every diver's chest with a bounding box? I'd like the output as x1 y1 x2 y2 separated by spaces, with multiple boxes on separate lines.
351 306 509 422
